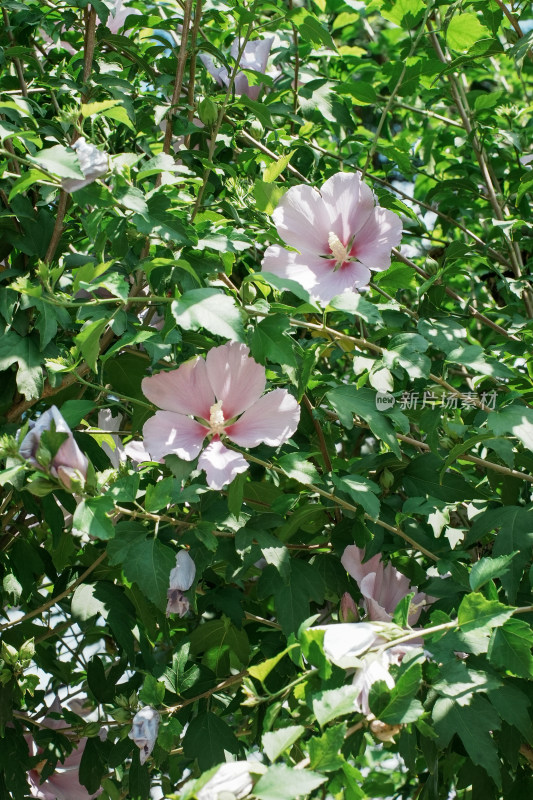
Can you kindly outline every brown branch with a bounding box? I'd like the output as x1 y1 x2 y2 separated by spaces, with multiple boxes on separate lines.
2 8 28 97
185 0 202 149
163 0 193 157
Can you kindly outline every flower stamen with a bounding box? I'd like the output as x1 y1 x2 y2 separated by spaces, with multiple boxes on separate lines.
328 231 350 269
209 400 226 435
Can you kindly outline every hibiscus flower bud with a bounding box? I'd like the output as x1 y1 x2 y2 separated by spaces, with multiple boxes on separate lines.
62 138 109 193
166 550 196 617
19 406 89 490
198 97 218 127
322 622 378 669
196 761 254 800
128 706 160 765
339 592 359 623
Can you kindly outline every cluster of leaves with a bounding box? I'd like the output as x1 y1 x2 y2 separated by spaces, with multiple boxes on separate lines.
1 0 533 798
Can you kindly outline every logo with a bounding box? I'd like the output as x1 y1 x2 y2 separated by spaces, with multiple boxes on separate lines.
375 392 395 411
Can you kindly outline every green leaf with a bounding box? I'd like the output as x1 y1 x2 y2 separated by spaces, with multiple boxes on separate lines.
29 144 84 180
249 647 296 684
508 29 533 70
254 180 287 215
446 13 491 51
189 617 250 670
377 660 424 724
433 661 501 704
328 293 382 324
488 619 533 678
288 8 336 50
254 764 326 800
171 289 244 342
0 331 43 399
79 737 107 794
139 674 165 707
73 497 115 540
107 523 176 610
116 185 148 215
433 695 501 786
403 454 479 504
253 272 318 307
251 316 297 369
313 685 361 726
486 404 533 452
262 725 305 762
74 318 108 372
71 583 108 621
332 474 381 519
81 99 121 117
488 684 533 742
263 152 294 183
8 169 49 202
381 0 425 27
277 452 321 486
327 386 406 458
465 507 533 602
182 712 240 770
383 333 431 379
469 554 518 592
307 723 346 771
458 593 513 635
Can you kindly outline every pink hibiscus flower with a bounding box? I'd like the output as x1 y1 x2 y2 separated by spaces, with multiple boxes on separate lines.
261 172 403 304
341 545 432 625
27 699 101 800
141 342 300 490
201 38 274 100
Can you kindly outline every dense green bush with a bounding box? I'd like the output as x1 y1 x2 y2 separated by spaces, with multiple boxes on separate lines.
1 0 533 798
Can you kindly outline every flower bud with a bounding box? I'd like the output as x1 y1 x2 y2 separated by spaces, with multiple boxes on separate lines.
249 119 264 140
62 137 109 193
198 97 218 127
128 706 160 765
424 257 439 276
339 592 359 623
166 550 196 617
379 468 394 490
19 406 89 491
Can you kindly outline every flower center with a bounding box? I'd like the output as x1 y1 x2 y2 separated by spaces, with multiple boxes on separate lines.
209 400 226 435
328 232 350 267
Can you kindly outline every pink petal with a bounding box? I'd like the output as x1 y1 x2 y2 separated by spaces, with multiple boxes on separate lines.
272 184 332 254
262 245 325 291
352 207 403 271
143 411 208 461
198 439 248 489
226 388 300 447
205 341 266 419
262 247 370 305
142 357 215 419
320 172 375 246
312 261 371 304
341 546 382 587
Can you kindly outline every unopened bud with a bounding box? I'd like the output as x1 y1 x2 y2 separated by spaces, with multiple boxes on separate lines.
240 282 257 304
249 119 264 140
339 592 359 623
379 468 394 490
198 97 218 127
440 436 454 450
424 257 439 276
